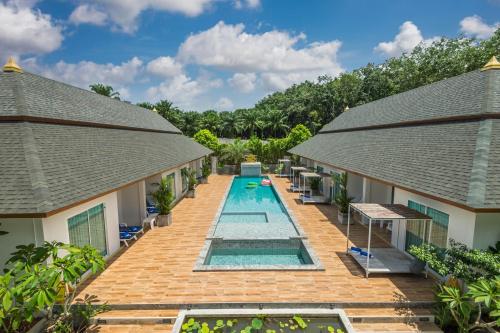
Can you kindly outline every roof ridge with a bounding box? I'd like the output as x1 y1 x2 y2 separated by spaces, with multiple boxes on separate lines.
20 123 54 213
319 69 483 133
466 119 492 208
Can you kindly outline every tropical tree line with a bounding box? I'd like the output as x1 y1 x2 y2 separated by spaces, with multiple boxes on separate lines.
193 124 312 165
89 29 500 139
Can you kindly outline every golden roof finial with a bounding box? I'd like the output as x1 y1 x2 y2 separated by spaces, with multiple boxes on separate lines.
3 57 23 73
481 56 500 71
344 105 350 112
152 107 158 112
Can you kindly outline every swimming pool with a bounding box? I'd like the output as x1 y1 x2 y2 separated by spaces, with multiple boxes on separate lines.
195 176 322 270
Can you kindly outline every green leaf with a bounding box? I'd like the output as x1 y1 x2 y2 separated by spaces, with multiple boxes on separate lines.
251 318 263 330
2 292 12 311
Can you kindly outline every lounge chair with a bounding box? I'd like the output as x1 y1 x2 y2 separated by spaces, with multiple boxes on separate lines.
119 223 144 235
120 231 137 247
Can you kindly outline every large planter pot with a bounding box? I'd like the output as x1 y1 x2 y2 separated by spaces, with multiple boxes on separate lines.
186 189 196 198
338 211 351 224
200 177 208 184
157 213 172 227
410 259 426 274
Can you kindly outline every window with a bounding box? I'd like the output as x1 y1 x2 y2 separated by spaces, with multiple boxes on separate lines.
330 171 342 203
405 200 449 253
181 167 188 192
166 173 176 200
427 207 449 251
68 204 107 255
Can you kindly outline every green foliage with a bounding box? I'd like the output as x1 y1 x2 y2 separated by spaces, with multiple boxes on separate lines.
309 177 321 192
221 139 247 165
286 125 312 150
151 177 175 215
194 129 221 154
409 240 500 282
408 243 450 276
184 168 197 191
0 242 106 332
489 241 500 254
202 157 211 178
435 276 500 332
89 83 120 100
139 30 499 140
333 173 354 214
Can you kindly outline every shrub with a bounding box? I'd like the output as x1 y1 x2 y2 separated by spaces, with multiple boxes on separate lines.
0 242 106 332
286 124 312 150
193 129 221 154
151 177 175 215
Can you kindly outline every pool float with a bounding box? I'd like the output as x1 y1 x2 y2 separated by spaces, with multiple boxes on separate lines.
246 181 258 189
261 179 272 186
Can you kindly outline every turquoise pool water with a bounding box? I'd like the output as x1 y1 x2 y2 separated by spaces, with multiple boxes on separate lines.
207 247 313 265
196 176 321 269
219 176 291 223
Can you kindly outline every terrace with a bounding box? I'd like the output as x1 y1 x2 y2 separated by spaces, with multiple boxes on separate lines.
79 174 438 332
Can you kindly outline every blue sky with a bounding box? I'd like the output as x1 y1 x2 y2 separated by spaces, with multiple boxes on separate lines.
1 0 499 110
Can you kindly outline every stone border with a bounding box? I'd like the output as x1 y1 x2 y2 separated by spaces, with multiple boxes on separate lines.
172 308 355 333
193 175 323 271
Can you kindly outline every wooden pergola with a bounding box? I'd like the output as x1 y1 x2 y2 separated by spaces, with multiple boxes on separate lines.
346 203 433 277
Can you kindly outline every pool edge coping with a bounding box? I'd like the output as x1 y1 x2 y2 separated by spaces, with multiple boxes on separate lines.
193 175 324 271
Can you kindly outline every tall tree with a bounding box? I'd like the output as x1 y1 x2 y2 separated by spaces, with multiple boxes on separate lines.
89 83 120 100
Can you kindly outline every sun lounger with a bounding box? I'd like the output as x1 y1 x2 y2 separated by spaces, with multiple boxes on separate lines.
120 231 137 247
119 223 144 235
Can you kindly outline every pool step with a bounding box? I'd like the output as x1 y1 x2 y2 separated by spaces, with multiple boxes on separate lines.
345 307 435 323
345 307 442 333
351 322 443 333
86 323 173 332
91 309 179 325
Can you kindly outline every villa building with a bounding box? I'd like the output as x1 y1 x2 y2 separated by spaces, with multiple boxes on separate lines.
290 58 500 253
0 59 211 269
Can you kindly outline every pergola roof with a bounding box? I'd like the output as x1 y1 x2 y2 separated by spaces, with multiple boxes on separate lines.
291 166 308 171
300 172 330 178
350 203 431 220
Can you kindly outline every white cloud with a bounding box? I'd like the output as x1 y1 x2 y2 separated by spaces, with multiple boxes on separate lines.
24 57 143 90
70 0 216 33
215 97 234 110
147 73 222 109
460 15 499 39
177 21 343 91
228 72 256 93
69 4 108 26
374 21 439 57
0 1 63 61
234 0 260 9
146 56 184 78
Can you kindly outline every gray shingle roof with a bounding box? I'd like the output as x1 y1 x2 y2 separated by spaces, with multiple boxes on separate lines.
0 71 181 133
0 71 211 215
320 70 499 133
290 69 500 210
0 122 210 215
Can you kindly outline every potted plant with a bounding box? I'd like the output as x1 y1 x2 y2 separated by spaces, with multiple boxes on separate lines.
333 173 354 224
200 159 210 184
151 177 174 226
186 168 197 198
310 177 321 195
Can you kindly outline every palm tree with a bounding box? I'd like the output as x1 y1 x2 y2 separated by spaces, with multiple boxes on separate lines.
238 109 263 138
265 108 289 137
221 139 247 166
89 83 120 100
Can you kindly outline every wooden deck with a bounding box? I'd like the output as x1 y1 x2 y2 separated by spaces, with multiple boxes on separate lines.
77 174 435 306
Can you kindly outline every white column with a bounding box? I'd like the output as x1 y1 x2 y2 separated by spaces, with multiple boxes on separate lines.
366 218 372 278
211 156 217 174
362 177 371 203
138 180 147 220
346 205 351 253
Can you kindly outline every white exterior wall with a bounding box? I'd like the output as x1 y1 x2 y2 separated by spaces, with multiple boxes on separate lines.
473 213 500 250
0 218 44 271
347 173 364 203
393 188 477 248
41 191 121 258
